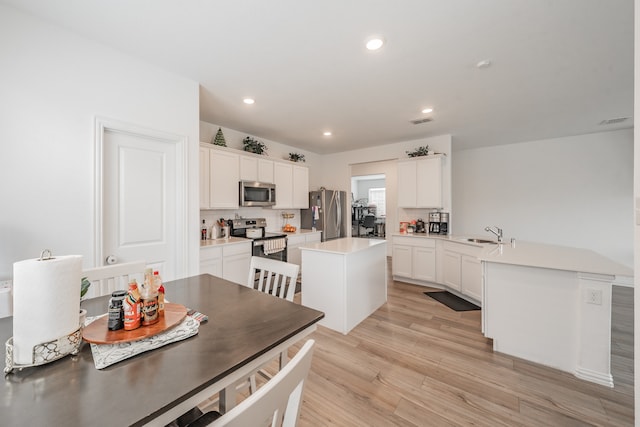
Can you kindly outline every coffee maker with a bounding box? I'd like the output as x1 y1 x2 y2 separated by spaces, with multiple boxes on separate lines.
428 212 440 234
415 219 426 233
439 212 449 235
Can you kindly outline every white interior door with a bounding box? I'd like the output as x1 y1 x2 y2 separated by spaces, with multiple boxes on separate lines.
97 119 185 281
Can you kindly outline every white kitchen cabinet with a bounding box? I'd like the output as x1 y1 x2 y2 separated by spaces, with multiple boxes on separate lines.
240 155 274 183
209 149 240 208
200 241 251 285
287 231 322 269
200 246 222 277
412 246 436 282
461 255 482 301
273 162 309 209
442 241 483 301
222 241 252 285
397 156 443 208
391 236 436 283
442 250 462 291
199 146 210 209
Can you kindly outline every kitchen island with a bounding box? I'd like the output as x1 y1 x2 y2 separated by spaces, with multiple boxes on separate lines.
300 237 387 334
480 241 633 387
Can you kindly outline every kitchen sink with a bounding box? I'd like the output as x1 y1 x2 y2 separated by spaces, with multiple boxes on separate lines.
463 238 497 244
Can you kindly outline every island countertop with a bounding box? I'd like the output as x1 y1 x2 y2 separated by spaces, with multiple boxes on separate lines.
479 241 633 277
300 237 386 255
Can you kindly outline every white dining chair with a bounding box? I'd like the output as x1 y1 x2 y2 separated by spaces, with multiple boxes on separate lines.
187 339 316 427
247 256 300 302
82 261 146 299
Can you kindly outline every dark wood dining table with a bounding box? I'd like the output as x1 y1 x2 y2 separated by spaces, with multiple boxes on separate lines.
0 274 324 426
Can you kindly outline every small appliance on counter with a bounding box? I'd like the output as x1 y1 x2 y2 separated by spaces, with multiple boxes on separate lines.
439 212 449 235
428 212 441 234
415 219 426 233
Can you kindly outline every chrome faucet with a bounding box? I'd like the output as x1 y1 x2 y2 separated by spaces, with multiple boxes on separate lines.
484 226 503 243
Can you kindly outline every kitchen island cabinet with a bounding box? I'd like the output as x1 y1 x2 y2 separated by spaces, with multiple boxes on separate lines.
300 238 387 334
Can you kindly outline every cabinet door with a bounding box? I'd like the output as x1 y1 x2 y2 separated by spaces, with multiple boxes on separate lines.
200 258 222 278
199 146 210 209
392 245 412 278
273 162 293 209
413 246 436 282
258 159 274 183
397 160 417 208
210 150 239 208
223 253 251 285
461 255 482 301
292 165 309 208
239 156 258 181
442 250 461 291
416 157 442 208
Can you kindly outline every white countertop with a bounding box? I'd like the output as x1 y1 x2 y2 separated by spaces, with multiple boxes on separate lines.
479 241 633 277
392 232 633 277
200 237 250 248
300 237 386 255
282 229 322 236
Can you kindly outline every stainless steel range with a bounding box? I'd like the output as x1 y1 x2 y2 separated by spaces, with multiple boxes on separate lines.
228 218 288 262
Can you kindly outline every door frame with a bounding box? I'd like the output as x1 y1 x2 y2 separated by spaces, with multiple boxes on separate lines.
93 116 188 276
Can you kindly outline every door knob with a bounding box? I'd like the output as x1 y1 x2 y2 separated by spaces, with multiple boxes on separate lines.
105 255 118 265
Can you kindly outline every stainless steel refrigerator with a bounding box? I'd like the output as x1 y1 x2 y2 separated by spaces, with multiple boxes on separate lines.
301 189 348 241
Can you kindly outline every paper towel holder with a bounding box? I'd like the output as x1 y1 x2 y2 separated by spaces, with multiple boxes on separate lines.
5 249 82 374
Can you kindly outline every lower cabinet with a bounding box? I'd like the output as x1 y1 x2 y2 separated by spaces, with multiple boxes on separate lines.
392 236 483 304
200 241 251 285
391 236 436 282
287 232 322 269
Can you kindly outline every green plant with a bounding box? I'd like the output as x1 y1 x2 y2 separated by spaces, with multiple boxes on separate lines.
406 145 430 157
81 277 91 299
288 152 305 162
242 137 268 155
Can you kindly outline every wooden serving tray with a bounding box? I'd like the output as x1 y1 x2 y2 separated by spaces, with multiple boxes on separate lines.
82 303 188 345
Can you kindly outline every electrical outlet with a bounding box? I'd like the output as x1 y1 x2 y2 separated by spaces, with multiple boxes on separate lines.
0 280 12 289
585 289 603 305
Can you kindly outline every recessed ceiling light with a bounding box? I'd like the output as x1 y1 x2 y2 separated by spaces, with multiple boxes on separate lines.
323 131 332 136
243 98 255 105
421 108 434 114
476 59 492 69
365 37 385 51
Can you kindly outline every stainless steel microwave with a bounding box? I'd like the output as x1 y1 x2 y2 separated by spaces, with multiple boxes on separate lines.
239 181 276 207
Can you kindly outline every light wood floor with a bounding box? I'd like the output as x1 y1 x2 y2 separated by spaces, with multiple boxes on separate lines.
207 261 634 426
288 266 634 426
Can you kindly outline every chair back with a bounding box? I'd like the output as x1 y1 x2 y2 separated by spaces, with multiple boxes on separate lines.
82 261 146 298
247 256 300 302
363 215 376 228
207 339 315 427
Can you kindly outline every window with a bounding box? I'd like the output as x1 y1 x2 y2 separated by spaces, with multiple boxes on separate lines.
368 188 385 217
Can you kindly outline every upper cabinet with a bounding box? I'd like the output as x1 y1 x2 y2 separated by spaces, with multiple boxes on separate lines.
200 143 308 210
239 155 274 183
397 156 443 208
273 162 309 209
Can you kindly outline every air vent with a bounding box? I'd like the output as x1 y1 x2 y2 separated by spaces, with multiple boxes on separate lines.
410 117 433 125
599 117 629 125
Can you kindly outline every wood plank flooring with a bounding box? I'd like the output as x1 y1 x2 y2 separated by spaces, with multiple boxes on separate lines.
204 260 634 426
288 264 634 426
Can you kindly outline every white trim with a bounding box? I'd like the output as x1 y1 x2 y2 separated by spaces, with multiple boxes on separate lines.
93 116 189 277
574 367 614 388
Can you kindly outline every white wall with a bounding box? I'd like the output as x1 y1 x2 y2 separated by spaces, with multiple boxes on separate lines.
453 129 633 268
320 134 453 236
0 5 201 279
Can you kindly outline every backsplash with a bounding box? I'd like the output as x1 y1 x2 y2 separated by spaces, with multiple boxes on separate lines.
201 208 301 234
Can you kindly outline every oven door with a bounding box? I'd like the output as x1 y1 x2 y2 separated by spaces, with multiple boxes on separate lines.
252 240 287 262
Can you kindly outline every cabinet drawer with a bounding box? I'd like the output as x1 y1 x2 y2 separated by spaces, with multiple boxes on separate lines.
223 242 252 257
392 235 435 248
200 246 222 261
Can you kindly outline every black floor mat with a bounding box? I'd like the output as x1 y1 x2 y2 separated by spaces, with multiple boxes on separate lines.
424 291 480 312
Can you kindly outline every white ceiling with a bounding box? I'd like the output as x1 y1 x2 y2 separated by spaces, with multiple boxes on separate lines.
3 0 634 154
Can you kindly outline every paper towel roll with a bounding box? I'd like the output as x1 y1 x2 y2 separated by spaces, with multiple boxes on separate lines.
12 254 82 365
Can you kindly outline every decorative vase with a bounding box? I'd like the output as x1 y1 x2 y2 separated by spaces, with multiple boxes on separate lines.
79 308 87 328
